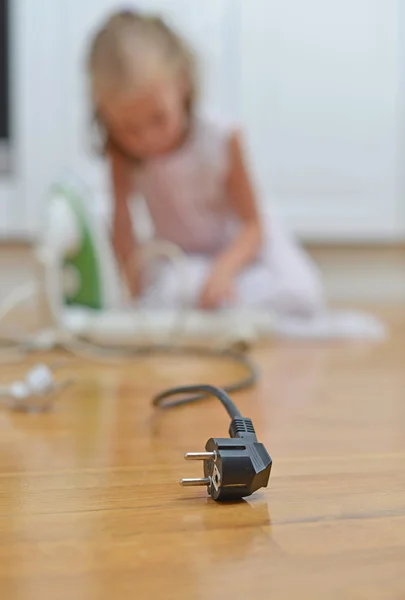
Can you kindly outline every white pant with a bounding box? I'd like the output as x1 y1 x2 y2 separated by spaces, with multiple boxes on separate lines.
140 218 324 317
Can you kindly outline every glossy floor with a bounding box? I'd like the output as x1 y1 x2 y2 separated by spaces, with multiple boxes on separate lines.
1 309 405 599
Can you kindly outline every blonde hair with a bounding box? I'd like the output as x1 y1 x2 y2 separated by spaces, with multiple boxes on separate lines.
88 10 197 107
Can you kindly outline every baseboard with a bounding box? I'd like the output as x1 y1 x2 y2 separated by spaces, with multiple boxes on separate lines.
0 243 404 305
305 244 405 303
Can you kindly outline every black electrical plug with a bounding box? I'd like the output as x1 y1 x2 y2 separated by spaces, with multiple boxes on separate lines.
180 416 272 501
153 383 272 502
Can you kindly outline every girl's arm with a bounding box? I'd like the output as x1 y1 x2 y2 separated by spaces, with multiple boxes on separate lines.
218 131 263 271
199 132 264 308
109 148 140 297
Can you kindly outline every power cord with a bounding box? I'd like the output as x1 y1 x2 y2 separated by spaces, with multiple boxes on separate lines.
152 346 258 407
154 384 272 502
0 344 257 414
0 310 269 499
0 254 270 500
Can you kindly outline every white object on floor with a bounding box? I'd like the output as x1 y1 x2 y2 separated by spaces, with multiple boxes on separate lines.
61 307 274 346
0 363 71 411
272 311 387 340
60 306 386 344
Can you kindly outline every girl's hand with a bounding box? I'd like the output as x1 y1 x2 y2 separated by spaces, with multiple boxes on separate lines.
198 265 237 310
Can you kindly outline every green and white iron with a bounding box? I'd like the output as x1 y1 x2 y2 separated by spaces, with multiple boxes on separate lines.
39 173 124 315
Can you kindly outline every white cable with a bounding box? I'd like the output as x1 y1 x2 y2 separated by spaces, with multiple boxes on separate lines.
0 232 222 365
0 282 38 324
127 240 190 343
34 245 131 363
39 241 190 364
0 282 39 363
0 261 107 363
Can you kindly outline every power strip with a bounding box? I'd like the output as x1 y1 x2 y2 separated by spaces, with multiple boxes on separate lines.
61 306 274 347
60 305 386 345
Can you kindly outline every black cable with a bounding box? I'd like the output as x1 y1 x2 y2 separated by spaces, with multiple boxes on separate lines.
69 340 258 411
154 384 243 419
71 333 267 502
82 340 259 401
150 346 258 410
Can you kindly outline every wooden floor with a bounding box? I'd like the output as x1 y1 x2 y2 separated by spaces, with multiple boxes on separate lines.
1 309 405 599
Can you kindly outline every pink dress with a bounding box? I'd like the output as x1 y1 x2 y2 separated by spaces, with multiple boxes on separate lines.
134 115 324 315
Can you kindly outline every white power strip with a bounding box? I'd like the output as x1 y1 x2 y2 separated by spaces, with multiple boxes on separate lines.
0 278 387 366
61 306 275 346
60 305 386 345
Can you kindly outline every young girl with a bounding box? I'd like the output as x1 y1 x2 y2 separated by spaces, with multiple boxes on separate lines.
87 9 324 316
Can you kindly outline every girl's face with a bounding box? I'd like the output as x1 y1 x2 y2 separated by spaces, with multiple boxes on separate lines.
99 77 189 159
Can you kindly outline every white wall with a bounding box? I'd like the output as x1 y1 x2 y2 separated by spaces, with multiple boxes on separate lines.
1 0 404 242
241 0 404 240
0 0 72 238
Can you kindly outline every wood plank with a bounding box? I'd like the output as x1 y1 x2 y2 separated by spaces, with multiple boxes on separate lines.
0 308 404 599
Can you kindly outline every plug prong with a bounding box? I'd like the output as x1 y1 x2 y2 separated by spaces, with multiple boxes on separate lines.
184 452 216 461
180 477 211 487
